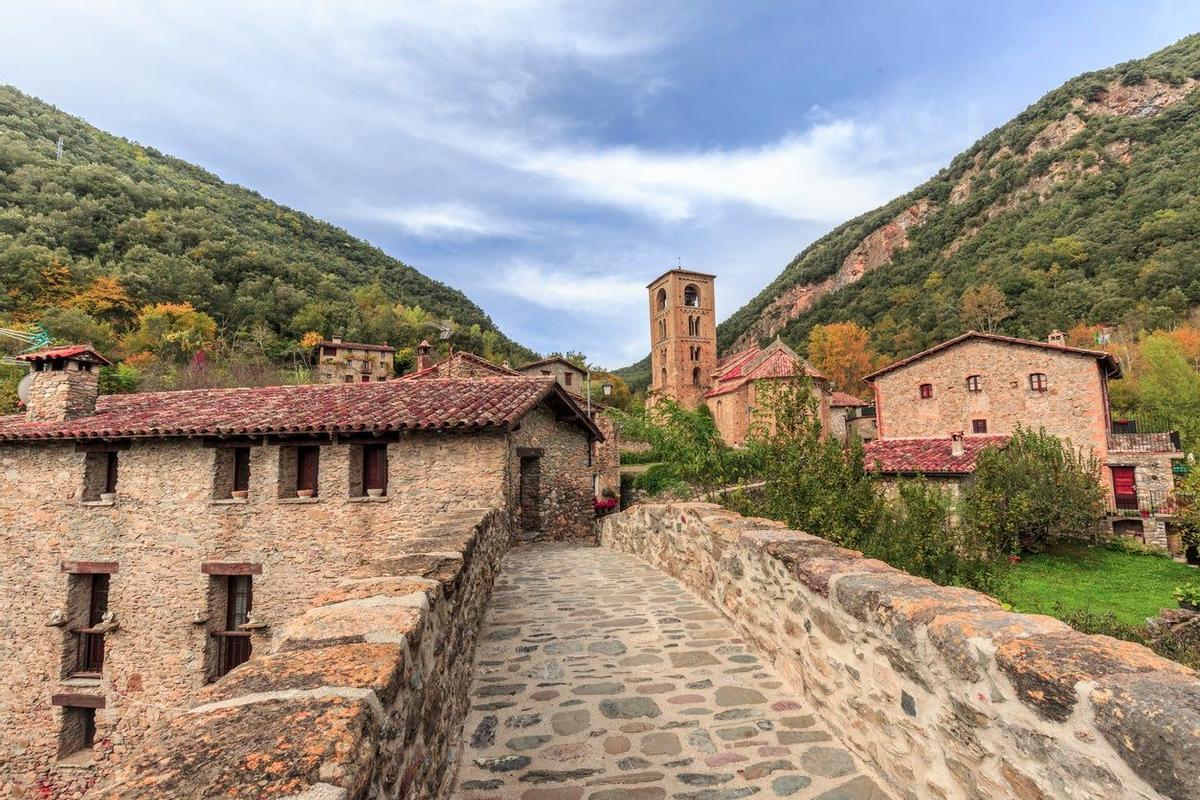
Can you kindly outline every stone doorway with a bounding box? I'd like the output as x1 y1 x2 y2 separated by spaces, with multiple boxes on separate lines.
518 451 541 532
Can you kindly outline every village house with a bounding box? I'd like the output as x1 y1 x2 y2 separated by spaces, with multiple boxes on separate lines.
0 344 600 797
646 269 831 446
828 391 875 444
863 330 1185 554
399 346 622 503
313 336 394 383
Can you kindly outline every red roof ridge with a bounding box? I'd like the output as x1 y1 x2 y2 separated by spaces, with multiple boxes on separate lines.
863 331 1120 382
15 344 112 366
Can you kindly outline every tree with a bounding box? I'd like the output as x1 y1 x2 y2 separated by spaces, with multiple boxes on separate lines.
122 302 218 363
960 284 1012 333
806 322 882 397
1135 334 1200 451
961 427 1104 554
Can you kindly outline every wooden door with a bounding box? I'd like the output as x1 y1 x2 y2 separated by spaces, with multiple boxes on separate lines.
1112 466 1137 509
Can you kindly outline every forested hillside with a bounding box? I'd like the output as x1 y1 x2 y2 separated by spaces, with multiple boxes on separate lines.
0 85 534 406
619 34 1200 391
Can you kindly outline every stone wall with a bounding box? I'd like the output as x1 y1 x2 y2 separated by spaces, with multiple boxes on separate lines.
506 406 595 543
600 502 1200 800
0 430 518 797
91 506 513 799
592 412 621 500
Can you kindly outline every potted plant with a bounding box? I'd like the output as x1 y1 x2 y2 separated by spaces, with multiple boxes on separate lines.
296 489 315 498
367 488 385 498
1173 582 1200 612
231 490 249 500
100 491 116 502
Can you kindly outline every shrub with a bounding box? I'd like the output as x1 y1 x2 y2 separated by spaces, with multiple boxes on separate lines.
1174 582 1200 608
620 448 662 465
633 463 686 496
960 427 1104 554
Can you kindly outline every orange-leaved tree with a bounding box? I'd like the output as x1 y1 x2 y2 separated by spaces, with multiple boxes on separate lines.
806 322 883 398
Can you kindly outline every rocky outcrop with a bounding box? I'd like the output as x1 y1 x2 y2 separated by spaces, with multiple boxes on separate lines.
600 502 1200 800
732 199 935 350
1083 77 1198 118
90 508 513 800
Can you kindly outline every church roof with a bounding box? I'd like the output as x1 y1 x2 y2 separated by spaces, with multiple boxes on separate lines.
705 339 826 399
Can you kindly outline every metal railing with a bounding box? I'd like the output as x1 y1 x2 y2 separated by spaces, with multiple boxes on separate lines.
72 629 105 675
211 631 252 678
1104 489 1175 517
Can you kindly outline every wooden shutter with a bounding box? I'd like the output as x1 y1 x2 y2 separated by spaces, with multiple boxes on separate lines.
105 451 119 493
297 446 319 494
225 576 253 630
88 574 110 627
364 445 388 492
1112 466 1137 501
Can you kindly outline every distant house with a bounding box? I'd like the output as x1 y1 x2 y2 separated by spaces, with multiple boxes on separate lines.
864 330 1185 554
313 337 394 383
829 391 875 444
515 356 587 397
401 342 519 380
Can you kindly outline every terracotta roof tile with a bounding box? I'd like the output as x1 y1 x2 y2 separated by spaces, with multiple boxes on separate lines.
15 344 112 365
0 377 588 442
706 340 825 398
316 340 394 353
864 435 1010 475
396 351 519 380
830 391 869 407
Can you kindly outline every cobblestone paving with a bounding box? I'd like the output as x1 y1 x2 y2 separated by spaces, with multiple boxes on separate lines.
450 544 889 800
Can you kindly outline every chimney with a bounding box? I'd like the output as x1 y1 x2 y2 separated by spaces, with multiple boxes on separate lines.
1047 329 1065 346
331 336 342 344
17 346 111 423
950 431 965 458
416 340 432 372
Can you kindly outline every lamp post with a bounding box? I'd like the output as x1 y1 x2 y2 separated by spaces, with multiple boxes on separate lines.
602 382 613 398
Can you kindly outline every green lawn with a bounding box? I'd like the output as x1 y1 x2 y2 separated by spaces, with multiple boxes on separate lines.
1002 544 1198 626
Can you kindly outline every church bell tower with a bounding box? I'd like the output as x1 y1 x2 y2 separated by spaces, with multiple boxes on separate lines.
647 269 717 409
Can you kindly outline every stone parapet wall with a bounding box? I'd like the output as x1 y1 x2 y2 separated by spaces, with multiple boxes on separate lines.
90 507 513 799
600 502 1200 800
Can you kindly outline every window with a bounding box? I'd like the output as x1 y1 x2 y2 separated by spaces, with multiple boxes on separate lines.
82 450 118 501
656 287 667 310
1112 465 1138 510
1028 372 1048 392
343 375 354 383
213 447 252 499
972 419 988 434
350 443 389 497
564 372 573 387
966 375 982 393
683 284 700 307
692 367 701 386
660 367 667 387
919 383 933 399
58 706 97 761
360 375 369 383
657 319 666 341
586 439 593 467
279 444 320 498
211 576 253 679
687 316 698 336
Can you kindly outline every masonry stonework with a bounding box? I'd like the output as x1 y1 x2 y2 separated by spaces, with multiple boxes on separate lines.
0 405 593 796
600 503 1200 800
647 269 717 409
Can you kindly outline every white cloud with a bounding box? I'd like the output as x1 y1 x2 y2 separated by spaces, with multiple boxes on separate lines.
496 262 648 313
352 203 527 240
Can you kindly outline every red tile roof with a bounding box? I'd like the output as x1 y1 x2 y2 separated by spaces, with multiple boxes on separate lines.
15 345 112 366
397 351 519 380
316 340 394 353
0 377 601 442
830 391 869 408
517 356 586 374
706 339 825 399
864 435 1010 475
863 331 1120 381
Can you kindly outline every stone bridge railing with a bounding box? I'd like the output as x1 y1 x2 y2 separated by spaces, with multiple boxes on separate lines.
90 507 512 800
600 502 1200 800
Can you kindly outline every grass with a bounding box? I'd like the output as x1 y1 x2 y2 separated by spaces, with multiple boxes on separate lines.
1001 543 1198 626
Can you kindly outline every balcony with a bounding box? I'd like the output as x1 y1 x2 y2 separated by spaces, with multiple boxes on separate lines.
211 631 252 679
72 629 105 676
1105 488 1175 517
1108 414 1182 453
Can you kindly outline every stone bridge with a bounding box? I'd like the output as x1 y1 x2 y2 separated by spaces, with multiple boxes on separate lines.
93 504 1200 800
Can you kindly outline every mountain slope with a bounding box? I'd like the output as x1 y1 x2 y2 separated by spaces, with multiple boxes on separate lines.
0 86 535 362
619 34 1200 390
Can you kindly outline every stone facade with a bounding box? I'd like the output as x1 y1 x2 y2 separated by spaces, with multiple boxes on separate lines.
0 407 593 797
92 506 512 799
515 356 587 396
647 269 718 409
600 503 1200 800
708 376 832 448
315 338 395 384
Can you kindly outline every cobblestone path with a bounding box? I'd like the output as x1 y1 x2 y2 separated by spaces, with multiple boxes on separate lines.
450 544 889 800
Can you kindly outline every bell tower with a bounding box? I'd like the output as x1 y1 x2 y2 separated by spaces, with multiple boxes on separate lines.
647 269 717 409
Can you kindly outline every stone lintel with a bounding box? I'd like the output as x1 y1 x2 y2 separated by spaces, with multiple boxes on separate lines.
61 560 119 574
52 692 105 708
201 562 263 576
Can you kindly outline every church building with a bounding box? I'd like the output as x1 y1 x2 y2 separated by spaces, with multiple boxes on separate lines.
646 268 831 446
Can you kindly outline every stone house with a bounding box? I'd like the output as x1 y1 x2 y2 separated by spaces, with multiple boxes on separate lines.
829 390 876 443
514 355 587 396
400 348 622 503
313 337 394 383
863 331 1184 553
0 345 600 797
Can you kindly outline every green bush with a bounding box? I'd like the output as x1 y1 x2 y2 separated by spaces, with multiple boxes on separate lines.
961 427 1104 554
633 463 686 496
620 448 662 465
1174 582 1200 607
1106 537 1169 558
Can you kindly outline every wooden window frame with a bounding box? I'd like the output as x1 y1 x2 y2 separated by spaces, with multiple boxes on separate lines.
919 383 933 399
362 443 388 496
296 445 320 496
1028 372 1048 392
966 375 982 393
972 419 988 434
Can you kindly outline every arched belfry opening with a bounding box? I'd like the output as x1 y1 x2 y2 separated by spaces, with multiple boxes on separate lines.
656 288 667 311
683 284 700 307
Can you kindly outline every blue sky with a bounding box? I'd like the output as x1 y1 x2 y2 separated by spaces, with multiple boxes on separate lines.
3 2 1200 367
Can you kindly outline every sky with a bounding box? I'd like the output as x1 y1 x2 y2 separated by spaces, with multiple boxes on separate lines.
3 2 1200 368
